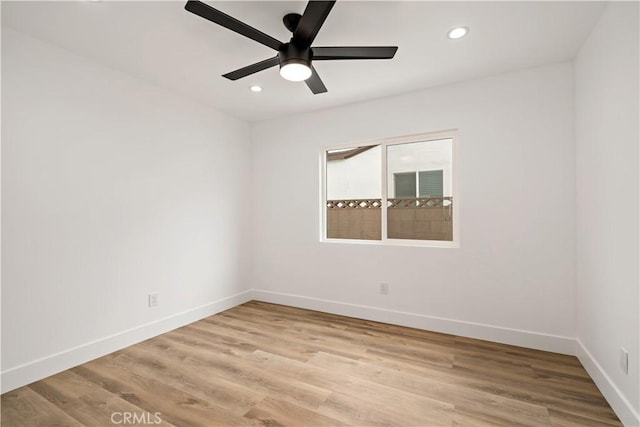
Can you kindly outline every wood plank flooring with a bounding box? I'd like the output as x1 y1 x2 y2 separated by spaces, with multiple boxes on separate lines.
1 301 622 426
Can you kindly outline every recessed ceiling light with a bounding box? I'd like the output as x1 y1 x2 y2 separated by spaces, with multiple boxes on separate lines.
447 26 469 40
249 85 263 93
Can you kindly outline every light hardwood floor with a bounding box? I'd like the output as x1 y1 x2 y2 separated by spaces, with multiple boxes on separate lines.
1 301 622 426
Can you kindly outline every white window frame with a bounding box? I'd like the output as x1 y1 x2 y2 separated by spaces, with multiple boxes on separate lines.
320 129 459 248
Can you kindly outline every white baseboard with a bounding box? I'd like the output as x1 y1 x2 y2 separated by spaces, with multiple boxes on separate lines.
251 290 575 355
576 340 640 427
0 290 253 394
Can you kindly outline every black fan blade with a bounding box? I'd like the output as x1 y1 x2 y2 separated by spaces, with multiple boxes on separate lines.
222 56 280 80
292 1 336 48
313 46 398 60
305 66 327 94
185 1 282 51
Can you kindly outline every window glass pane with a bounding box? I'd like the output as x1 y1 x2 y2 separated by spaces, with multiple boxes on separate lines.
326 145 381 240
418 170 443 197
394 172 417 198
387 139 453 241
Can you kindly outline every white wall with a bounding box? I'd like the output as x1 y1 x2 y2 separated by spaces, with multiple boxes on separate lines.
1 28 252 391
252 62 576 352
574 2 640 425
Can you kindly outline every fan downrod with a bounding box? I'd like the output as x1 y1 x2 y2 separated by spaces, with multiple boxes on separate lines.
283 13 302 33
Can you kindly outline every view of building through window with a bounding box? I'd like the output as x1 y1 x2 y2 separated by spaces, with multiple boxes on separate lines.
386 138 453 241
326 145 382 240
324 133 455 244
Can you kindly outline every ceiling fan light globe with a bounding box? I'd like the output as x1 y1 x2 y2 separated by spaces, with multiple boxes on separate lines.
280 62 312 82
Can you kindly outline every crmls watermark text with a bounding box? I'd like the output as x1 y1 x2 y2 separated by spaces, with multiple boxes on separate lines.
110 411 162 425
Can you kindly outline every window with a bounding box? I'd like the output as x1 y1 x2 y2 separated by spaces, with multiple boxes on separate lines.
322 131 458 246
393 170 444 198
325 145 382 240
419 170 443 197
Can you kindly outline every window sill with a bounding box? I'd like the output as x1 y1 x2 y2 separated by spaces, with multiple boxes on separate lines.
320 238 459 248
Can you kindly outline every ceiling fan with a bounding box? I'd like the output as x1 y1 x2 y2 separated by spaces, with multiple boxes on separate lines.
184 0 398 94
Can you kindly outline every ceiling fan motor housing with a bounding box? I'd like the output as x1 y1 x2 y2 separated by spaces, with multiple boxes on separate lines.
278 43 312 69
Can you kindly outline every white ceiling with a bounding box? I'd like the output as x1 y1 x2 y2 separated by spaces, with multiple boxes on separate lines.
2 1 606 122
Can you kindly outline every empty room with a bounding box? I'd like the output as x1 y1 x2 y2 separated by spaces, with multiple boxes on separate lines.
1 1 638 426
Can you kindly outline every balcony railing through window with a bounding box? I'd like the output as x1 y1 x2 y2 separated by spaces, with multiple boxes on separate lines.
326 197 453 241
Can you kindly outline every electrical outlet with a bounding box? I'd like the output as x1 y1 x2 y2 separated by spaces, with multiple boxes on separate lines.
148 293 158 308
380 283 389 295
620 347 629 374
